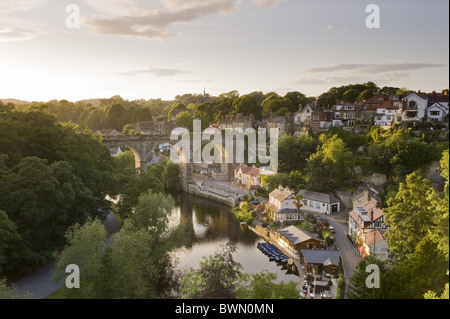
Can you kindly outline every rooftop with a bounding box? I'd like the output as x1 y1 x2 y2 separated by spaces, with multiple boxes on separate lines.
298 190 339 204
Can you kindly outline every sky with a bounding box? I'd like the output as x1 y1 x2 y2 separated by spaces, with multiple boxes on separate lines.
0 0 448 102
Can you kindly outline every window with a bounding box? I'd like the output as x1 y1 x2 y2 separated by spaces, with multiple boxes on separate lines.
316 202 320 209
408 101 417 109
313 115 319 120
349 112 355 119
309 201 314 207
343 113 348 119
304 199 308 206
335 113 340 119
430 111 441 116
313 122 319 127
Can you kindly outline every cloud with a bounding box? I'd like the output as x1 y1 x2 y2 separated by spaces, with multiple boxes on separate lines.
302 63 445 74
83 0 287 39
250 0 287 9
0 27 39 41
84 0 240 39
118 67 191 77
290 72 411 86
290 62 446 86
0 0 47 14
325 25 335 32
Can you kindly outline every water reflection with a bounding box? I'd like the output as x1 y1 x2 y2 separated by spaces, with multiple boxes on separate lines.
170 193 299 284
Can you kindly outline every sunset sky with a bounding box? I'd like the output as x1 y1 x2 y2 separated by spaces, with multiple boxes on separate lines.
0 0 448 102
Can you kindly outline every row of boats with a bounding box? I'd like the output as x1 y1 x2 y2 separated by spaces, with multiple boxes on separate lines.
257 242 290 264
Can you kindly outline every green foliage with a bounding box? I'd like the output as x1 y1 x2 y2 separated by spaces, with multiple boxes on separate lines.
347 256 388 299
384 172 434 260
232 202 254 224
53 191 178 299
237 270 299 299
278 134 318 173
0 277 32 299
162 161 182 195
179 243 243 299
304 135 354 192
117 170 165 220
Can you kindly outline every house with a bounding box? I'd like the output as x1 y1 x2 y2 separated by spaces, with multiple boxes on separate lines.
266 186 303 222
373 100 402 127
310 108 333 133
361 229 389 260
109 147 123 157
135 121 176 136
92 129 119 137
294 103 315 131
220 114 255 131
330 103 363 130
401 92 430 122
298 190 340 215
427 102 449 122
348 200 388 254
266 113 294 137
235 164 276 189
301 249 341 276
352 186 382 209
276 225 325 255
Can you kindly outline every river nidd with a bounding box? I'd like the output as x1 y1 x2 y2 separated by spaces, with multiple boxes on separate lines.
169 193 299 284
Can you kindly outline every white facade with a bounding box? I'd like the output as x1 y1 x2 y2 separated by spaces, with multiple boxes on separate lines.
374 108 396 126
402 93 428 121
427 102 449 121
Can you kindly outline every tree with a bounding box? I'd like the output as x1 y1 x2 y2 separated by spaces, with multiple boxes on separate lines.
162 161 181 195
0 277 31 299
105 103 126 131
347 255 390 299
53 218 107 299
0 211 20 274
175 111 194 131
236 270 299 299
293 194 304 220
232 95 262 119
384 172 435 260
117 170 165 220
179 243 243 299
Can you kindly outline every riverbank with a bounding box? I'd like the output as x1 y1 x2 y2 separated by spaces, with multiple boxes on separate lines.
186 183 239 207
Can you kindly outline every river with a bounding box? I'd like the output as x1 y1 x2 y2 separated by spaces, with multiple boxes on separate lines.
170 193 299 285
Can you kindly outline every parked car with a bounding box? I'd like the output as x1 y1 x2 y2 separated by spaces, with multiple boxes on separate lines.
328 225 335 233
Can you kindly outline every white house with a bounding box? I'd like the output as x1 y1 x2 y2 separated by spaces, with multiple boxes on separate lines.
298 190 340 215
266 186 303 222
401 93 429 122
427 102 449 122
374 101 402 127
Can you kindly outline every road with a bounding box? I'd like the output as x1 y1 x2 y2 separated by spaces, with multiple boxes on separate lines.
327 210 361 296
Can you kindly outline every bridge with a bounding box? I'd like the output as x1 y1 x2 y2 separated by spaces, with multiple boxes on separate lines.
102 135 237 190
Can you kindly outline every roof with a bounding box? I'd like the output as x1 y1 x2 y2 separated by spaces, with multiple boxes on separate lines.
364 229 387 247
274 208 298 215
301 249 341 266
277 226 323 245
270 187 294 202
135 121 176 134
298 190 339 204
236 164 260 178
349 200 384 228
